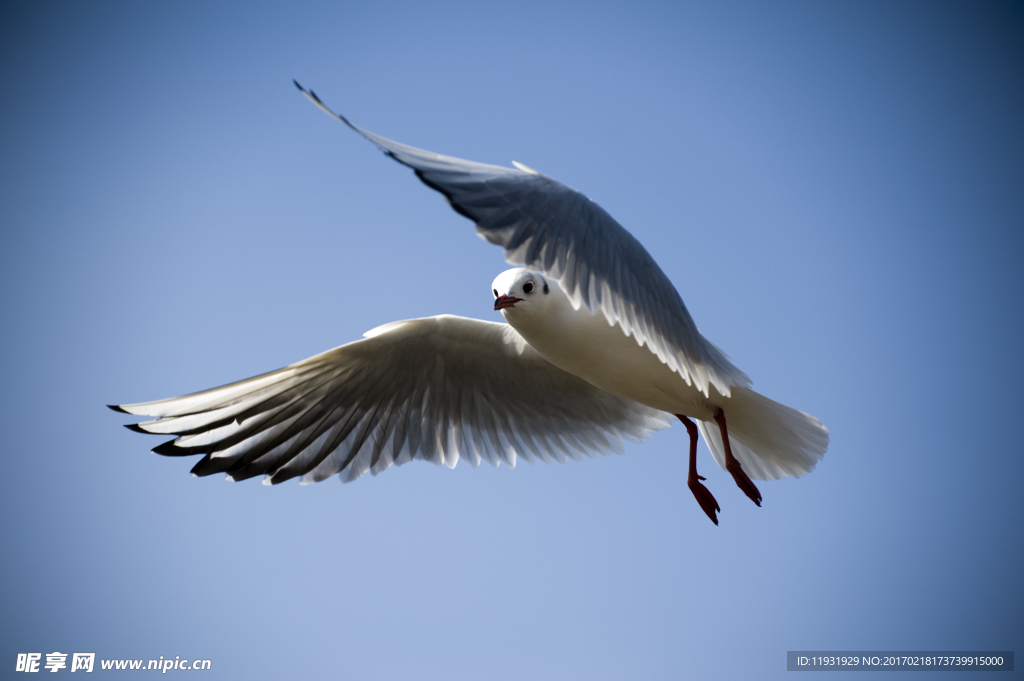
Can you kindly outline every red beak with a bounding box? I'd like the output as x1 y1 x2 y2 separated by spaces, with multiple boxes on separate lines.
494 294 522 311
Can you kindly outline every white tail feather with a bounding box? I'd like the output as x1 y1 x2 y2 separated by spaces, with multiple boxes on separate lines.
696 387 828 481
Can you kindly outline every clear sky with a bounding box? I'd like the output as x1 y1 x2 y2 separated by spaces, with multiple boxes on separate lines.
2 1 1022 679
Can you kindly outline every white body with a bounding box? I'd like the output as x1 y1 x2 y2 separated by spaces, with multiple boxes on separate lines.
506 279 717 419
493 268 828 481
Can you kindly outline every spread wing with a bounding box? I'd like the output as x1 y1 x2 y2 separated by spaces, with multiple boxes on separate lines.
296 82 749 397
111 315 670 485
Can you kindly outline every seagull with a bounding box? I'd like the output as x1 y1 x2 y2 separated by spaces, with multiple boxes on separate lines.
109 83 829 525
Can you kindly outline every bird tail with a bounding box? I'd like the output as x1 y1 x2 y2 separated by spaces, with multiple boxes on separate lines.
696 386 829 481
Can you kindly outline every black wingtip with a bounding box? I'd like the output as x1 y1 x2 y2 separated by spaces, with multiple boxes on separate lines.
152 439 179 456
123 423 150 434
292 81 359 132
107 404 128 413
293 79 321 104
191 454 223 477
293 79 311 98
269 469 299 485
190 455 217 477
151 439 204 457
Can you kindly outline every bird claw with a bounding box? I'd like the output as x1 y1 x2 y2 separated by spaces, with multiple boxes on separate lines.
688 476 721 525
726 460 762 507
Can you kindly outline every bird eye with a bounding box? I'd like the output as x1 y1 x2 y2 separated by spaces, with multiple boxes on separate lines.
493 289 498 297
523 282 534 294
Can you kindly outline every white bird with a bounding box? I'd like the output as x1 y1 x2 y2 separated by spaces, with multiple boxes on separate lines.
109 83 829 525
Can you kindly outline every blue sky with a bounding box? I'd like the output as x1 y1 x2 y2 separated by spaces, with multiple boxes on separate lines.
2 1 1022 679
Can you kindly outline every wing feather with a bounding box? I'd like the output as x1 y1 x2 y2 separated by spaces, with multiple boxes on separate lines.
114 316 669 485
294 83 749 397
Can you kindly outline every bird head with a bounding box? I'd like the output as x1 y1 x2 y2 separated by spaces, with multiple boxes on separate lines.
491 268 553 319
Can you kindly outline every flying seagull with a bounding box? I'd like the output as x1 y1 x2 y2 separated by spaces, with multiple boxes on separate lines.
109 83 829 525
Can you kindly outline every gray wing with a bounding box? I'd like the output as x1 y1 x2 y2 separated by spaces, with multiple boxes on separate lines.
296 82 749 397
111 315 670 485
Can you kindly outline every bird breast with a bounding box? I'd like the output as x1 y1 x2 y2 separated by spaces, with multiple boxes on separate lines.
505 303 716 420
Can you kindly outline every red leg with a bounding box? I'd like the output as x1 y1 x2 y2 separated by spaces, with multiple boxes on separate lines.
676 414 720 525
713 408 762 507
